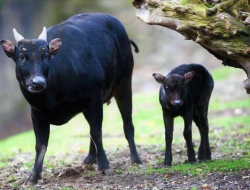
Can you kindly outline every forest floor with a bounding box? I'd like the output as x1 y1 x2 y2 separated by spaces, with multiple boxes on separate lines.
0 67 250 190
0 141 250 190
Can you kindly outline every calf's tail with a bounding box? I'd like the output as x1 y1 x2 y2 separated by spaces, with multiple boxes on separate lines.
130 39 139 53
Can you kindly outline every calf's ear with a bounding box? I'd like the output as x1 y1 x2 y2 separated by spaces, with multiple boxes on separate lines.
49 38 62 56
153 73 165 84
0 40 16 58
184 71 195 83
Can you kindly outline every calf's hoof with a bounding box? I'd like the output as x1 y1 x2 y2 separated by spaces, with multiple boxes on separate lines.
198 157 212 163
164 158 172 167
185 159 197 164
163 160 172 167
97 168 111 175
163 164 171 168
198 155 211 161
188 157 197 164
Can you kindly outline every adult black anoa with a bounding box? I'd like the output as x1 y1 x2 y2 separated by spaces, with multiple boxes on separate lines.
1 13 142 185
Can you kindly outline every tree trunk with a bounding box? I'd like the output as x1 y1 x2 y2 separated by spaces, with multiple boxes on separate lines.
133 0 250 93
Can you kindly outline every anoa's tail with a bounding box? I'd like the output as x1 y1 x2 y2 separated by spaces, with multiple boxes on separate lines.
130 39 139 53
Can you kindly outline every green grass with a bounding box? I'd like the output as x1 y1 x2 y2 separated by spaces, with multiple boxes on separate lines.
0 162 8 169
210 116 250 131
0 90 249 159
123 157 250 178
209 98 250 111
144 157 250 176
0 91 165 159
211 66 242 81
0 66 249 176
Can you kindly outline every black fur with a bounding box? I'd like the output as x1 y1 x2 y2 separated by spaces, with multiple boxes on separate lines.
1 13 142 184
154 64 214 166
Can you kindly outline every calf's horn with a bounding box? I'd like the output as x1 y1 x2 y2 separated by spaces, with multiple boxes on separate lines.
38 27 47 42
13 28 24 42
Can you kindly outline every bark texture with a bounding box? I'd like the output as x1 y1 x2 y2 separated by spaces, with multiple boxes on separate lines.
133 0 250 93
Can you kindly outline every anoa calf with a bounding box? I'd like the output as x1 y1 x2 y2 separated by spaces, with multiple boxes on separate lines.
1 13 142 185
153 64 214 166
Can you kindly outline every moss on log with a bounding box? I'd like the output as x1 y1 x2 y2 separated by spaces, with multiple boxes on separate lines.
133 0 250 93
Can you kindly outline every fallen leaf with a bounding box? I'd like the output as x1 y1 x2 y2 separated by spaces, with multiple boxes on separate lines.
140 183 146 188
202 184 212 189
242 176 249 179
164 174 171 179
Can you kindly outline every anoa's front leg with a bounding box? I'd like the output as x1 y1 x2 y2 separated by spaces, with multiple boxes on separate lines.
25 109 50 185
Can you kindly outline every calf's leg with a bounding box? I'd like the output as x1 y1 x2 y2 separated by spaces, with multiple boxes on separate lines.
194 109 211 161
183 112 196 163
194 78 213 161
163 110 174 166
198 118 211 160
25 109 50 185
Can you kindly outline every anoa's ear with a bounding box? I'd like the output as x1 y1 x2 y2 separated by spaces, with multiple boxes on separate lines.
184 71 195 83
153 73 165 84
0 40 16 58
49 38 62 56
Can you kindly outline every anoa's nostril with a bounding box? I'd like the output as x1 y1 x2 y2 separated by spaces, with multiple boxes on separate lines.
32 80 37 86
174 100 182 105
32 77 46 89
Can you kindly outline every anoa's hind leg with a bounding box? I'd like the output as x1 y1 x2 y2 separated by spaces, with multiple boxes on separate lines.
83 95 110 174
114 75 142 164
83 137 97 165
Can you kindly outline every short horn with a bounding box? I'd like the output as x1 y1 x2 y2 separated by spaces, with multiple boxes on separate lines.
13 28 24 42
38 27 47 42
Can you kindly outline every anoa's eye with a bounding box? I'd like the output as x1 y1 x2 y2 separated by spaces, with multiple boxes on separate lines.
19 54 25 60
44 54 49 60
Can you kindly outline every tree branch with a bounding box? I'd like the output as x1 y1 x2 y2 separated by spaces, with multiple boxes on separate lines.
133 0 250 93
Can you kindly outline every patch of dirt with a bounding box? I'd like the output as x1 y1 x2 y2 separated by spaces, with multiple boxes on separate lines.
39 169 250 190
1 132 250 190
